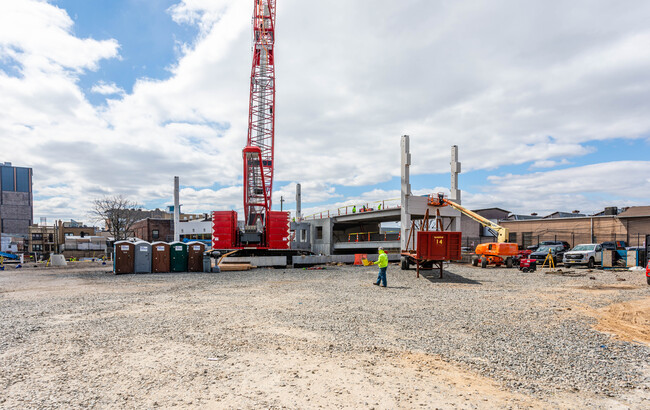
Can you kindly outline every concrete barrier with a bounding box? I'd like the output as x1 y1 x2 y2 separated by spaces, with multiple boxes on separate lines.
50 254 67 266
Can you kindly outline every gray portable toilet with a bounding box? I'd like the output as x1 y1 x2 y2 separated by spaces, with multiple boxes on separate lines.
134 241 152 273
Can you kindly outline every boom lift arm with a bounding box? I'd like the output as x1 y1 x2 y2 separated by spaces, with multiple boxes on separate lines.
429 193 509 242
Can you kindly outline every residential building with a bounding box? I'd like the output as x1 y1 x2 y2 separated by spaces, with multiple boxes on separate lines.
28 221 99 255
28 224 56 254
0 162 33 235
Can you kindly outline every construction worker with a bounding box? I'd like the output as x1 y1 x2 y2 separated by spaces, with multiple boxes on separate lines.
377 204 381 210
373 247 389 287
352 206 356 213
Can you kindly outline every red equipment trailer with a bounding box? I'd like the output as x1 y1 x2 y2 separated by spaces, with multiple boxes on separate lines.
401 208 462 278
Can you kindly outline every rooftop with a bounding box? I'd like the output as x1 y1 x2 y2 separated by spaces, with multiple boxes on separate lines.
617 206 650 218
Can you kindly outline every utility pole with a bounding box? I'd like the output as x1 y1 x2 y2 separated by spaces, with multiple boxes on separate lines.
280 196 284 211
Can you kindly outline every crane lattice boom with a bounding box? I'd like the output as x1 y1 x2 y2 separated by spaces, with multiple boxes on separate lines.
244 0 276 228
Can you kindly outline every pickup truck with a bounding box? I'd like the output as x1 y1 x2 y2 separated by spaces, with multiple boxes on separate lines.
563 243 603 268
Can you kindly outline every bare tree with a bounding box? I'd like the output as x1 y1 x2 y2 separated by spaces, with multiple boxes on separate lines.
91 195 142 241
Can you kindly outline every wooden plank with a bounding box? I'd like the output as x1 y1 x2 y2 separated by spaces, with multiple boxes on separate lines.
218 263 254 271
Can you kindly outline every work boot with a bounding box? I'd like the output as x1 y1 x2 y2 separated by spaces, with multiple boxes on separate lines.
373 282 379 286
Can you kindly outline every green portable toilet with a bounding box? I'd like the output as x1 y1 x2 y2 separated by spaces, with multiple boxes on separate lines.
170 241 188 272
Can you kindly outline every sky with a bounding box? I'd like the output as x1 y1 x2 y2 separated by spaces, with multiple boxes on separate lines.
1 0 649 226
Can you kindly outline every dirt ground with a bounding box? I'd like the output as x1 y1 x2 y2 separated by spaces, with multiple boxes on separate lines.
1 262 649 409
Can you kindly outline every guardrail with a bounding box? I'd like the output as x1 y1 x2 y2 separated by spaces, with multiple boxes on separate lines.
348 232 401 242
303 198 401 220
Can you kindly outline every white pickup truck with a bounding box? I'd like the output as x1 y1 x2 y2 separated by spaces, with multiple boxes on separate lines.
563 243 603 268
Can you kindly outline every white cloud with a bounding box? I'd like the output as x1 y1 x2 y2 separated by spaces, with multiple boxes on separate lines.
529 159 571 169
0 1 118 72
1 0 650 226
91 81 124 96
463 161 650 215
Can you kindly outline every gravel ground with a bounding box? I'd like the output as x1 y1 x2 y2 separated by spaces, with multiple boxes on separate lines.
1 261 649 408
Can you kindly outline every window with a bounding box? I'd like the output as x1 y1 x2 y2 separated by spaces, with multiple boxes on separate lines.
32 244 43 251
152 230 159 240
48 234 54 242
316 226 323 240
32 233 43 241
522 232 533 248
508 232 517 244
1 166 14 191
15 168 29 192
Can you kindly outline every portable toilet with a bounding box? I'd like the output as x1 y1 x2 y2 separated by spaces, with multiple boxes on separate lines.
187 241 206 272
151 241 170 273
134 241 152 273
170 241 188 272
114 241 135 274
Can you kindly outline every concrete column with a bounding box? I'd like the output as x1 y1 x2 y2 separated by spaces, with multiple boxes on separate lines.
400 135 412 251
173 176 180 242
295 183 301 221
450 145 461 204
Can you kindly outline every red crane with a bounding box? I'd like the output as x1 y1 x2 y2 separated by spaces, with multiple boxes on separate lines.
213 0 289 250
244 0 276 230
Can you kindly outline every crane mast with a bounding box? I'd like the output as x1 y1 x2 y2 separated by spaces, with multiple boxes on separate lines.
243 0 276 235
212 0 288 250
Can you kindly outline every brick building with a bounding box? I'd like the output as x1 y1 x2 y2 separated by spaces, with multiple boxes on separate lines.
130 218 174 242
617 206 650 246
0 162 33 235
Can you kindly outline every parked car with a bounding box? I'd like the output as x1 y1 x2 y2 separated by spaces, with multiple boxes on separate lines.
600 241 626 250
563 243 602 268
527 240 571 252
529 245 566 265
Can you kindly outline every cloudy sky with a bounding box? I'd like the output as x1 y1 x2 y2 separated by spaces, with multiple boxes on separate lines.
1 0 649 225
